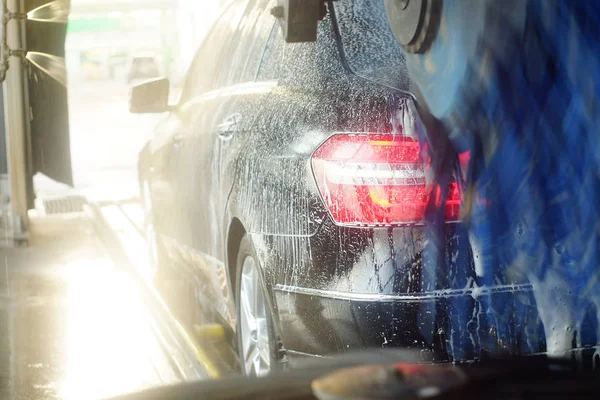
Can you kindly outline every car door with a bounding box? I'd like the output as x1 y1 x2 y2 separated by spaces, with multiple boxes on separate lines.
148 114 183 243
149 3 246 257
213 0 280 238
166 1 250 325
173 0 246 248
175 0 278 327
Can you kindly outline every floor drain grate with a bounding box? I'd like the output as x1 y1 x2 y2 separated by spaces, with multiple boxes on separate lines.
40 195 88 214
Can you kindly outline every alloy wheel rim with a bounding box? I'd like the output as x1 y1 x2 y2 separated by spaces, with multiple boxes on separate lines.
239 256 271 376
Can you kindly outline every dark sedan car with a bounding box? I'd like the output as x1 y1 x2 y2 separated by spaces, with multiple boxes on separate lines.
132 0 545 376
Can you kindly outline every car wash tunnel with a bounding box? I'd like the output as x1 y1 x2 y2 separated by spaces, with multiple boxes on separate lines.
1 0 600 399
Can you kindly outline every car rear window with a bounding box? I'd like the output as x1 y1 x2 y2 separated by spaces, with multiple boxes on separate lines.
332 0 410 91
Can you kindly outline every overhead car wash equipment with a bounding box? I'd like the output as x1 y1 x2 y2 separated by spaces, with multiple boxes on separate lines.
270 0 336 43
1 0 73 244
387 0 600 358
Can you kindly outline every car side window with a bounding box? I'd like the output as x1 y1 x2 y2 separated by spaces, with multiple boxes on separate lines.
224 0 278 84
179 2 246 103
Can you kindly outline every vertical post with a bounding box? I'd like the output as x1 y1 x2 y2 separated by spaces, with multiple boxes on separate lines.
20 0 33 213
3 0 28 241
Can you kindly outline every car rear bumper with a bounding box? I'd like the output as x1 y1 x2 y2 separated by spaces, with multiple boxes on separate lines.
274 282 546 362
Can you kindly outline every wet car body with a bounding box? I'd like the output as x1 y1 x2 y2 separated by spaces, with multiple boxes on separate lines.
138 0 545 367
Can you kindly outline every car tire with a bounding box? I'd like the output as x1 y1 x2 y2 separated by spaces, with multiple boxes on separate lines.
235 234 286 376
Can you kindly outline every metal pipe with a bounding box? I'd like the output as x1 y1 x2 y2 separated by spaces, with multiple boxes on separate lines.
0 0 9 83
3 0 29 239
20 0 33 211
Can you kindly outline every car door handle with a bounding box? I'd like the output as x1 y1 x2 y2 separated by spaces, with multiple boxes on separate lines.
216 114 240 141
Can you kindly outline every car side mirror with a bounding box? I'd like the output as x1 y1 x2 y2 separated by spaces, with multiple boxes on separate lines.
129 77 171 113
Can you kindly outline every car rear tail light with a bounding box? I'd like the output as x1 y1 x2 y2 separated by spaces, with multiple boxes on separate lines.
311 134 461 226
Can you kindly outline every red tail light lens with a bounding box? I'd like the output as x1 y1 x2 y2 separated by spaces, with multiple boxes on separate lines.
311 134 461 226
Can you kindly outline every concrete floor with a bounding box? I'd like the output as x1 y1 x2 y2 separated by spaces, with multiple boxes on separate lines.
0 212 181 399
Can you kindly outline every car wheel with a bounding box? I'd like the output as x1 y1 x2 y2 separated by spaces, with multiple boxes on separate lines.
235 235 285 376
